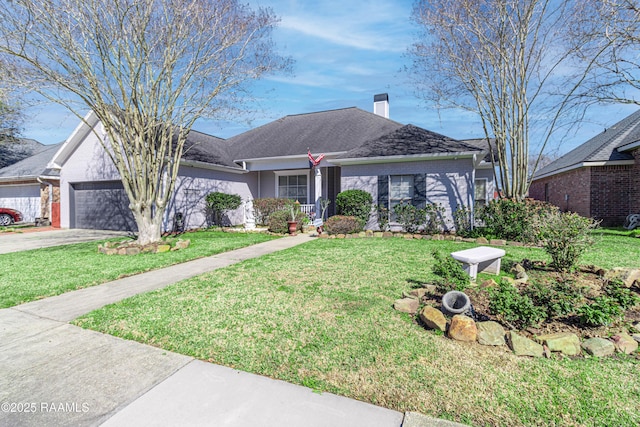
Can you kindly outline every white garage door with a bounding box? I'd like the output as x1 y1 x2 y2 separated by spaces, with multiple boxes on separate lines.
71 181 137 231
0 184 40 222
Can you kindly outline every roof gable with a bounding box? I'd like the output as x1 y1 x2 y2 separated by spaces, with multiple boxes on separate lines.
338 124 483 159
227 107 404 160
535 109 640 177
0 143 62 179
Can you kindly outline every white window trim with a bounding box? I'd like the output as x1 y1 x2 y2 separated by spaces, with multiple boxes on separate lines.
274 169 310 203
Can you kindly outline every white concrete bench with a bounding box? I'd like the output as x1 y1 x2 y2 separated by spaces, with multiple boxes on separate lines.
450 246 506 280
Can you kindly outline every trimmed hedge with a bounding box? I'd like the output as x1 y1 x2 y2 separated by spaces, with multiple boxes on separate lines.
324 215 363 235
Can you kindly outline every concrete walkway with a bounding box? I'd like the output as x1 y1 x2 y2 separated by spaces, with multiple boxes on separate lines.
0 228 130 254
0 234 466 427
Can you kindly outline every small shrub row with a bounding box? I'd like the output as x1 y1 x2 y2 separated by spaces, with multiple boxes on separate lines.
253 198 291 225
324 215 363 235
476 198 557 243
390 202 446 234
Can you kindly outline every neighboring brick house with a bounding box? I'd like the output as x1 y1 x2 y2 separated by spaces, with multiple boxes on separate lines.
529 109 640 226
30 94 496 232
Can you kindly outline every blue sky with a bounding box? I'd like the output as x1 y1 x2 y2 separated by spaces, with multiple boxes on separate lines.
21 0 638 156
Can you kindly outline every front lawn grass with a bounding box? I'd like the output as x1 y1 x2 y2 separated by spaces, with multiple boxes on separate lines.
0 230 278 308
75 236 640 426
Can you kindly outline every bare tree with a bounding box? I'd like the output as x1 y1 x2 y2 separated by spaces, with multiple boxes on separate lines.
0 0 289 244
570 0 640 105
409 0 604 200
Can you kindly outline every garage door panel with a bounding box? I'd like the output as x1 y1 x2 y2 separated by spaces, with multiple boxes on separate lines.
72 181 137 231
0 185 40 222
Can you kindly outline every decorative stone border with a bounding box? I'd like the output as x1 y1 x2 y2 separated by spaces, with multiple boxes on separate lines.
98 239 190 255
394 289 640 358
316 230 532 247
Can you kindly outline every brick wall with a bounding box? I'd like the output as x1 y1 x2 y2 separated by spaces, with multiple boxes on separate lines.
529 168 591 216
631 148 640 213
590 164 631 225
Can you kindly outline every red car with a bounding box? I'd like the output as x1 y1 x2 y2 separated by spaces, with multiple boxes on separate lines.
0 208 22 226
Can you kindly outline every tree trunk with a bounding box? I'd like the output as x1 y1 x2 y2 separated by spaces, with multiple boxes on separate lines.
132 207 163 246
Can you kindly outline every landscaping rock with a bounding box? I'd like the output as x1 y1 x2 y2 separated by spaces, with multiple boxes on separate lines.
373 232 383 237
156 244 171 253
490 239 506 246
511 263 529 284
319 233 329 238
365 230 374 237
632 322 640 333
508 241 524 247
581 338 615 357
476 237 489 244
382 232 393 238
604 268 640 288
393 298 419 314
419 306 447 332
337 234 346 239
407 288 429 299
507 331 544 357
632 334 640 344
536 332 581 356
611 332 638 354
125 247 141 256
476 321 505 346
174 239 191 249
432 234 444 240
448 315 477 342
480 279 499 288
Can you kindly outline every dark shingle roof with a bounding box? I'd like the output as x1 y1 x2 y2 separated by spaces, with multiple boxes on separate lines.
535 109 640 177
226 107 404 160
0 138 44 169
339 124 483 158
0 143 61 178
180 131 238 169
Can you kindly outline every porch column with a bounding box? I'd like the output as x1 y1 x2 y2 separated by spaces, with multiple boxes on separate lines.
314 167 322 217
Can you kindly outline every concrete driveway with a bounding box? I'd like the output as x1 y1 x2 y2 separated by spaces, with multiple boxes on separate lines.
0 229 131 254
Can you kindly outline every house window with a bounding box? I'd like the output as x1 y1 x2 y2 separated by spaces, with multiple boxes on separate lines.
544 183 549 202
278 174 308 203
390 175 414 212
474 179 487 207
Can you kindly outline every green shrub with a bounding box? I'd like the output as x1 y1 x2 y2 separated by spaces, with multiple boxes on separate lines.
524 279 585 318
577 296 622 326
539 212 599 272
377 205 389 231
267 209 305 233
324 215 363 235
487 281 547 328
253 198 290 225
477 198 556 243
453 205 473 237
393 202 423 233
431 250 469 292
424 203 445 234
604 280 640 310
335 190 372 226
205 192 242 226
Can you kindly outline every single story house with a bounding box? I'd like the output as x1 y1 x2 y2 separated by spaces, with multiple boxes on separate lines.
45 94 496 232
529 109 640 226
0 142 61 225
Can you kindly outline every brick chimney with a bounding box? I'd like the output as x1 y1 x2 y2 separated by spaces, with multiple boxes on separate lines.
373 93 389 118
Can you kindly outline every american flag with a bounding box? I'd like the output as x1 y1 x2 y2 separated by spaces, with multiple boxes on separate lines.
308 149 325 168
